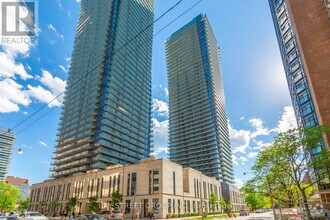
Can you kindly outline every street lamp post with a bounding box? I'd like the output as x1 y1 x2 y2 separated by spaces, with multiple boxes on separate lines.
13 148 23 154
243 172 277 220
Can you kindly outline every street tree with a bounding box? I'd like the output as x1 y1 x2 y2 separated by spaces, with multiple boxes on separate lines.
17 197 30 212
51 198 60 213
0 182 21 212
66 197 78 216
110 191 123 210
219 197 226 214
209 193 217 214
251 125 330 219
38 201 47 214
87 196 99 213
242 193 270 211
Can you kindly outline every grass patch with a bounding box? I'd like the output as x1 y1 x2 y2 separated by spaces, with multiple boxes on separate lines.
192 214 228 220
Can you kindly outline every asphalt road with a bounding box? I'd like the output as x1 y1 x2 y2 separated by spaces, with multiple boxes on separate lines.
225 212 274 220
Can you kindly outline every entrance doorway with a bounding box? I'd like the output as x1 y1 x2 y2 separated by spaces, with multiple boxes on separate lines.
143 199 149 217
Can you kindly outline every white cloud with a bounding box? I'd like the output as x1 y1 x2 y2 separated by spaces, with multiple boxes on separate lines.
0 52 32 80
153 99 169 117
0 79 31 113
56 0 62 9
22 144 32 149
22 111 28 115
240 116 244 120
59 65 67 73
47 24 64 40
28 85 62 107
164 87 169 97
249 118 271 138
234 177 244 188
28 70 66 107
39 140 48 147
64 56 71 62
252 140 272 150
229 124 251 154
247 152 259 158
232 155 238 166
152 118 168 157
276 106 297 133
76 0 81 3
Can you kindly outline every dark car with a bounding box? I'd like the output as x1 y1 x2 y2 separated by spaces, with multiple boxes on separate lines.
74 214 109 220
239 210 249 216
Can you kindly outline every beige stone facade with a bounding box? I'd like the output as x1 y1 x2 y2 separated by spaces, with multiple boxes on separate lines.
29 158 246 218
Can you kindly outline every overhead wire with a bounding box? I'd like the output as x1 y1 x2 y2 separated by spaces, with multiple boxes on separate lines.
4 0 203 136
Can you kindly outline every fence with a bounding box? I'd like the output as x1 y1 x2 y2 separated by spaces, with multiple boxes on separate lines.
274 202 330 220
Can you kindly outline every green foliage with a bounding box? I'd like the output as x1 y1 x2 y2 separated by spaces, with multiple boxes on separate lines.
248 125 330 218
219 197 226 213
38 201 47 213
17 197 30 212
178 213 199 217
51 198 60 212
209 193 217 212
110 191 123 210
86 196 99 213
0 182 21 211
65 197 78 214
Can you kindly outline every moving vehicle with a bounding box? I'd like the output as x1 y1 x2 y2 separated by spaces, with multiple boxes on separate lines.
239 210 249 216
100 210 123 220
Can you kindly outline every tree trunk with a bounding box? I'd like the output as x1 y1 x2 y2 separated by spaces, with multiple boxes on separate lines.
301 192 312 220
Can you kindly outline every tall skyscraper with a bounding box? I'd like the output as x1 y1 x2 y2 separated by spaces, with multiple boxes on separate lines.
51 0 154 178
0 127 15 182
269 0 330 202
166 14 234 184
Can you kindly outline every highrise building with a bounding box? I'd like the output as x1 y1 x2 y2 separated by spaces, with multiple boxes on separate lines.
5 176 30 200
166 14 234 184
269 0 330 202
51 0 154 178
0 127 15 182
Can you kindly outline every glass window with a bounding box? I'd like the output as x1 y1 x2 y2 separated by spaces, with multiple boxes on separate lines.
153 198 159 213
131 173 137 196
168 199 171 213
298 91 309 104
125 200 131 214
301 103 312 116
296 80 306 94
304 115 316 127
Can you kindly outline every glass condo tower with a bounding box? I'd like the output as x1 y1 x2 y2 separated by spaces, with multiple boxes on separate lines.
51 0 154 178
269 0 330 199
166 14 234 184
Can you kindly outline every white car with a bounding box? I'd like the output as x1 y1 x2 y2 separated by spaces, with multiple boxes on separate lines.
18 212 48 220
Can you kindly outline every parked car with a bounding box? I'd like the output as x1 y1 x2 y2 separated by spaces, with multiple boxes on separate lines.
310 207 327 219
100 210 123 220
74 214 109 220
0 216 19 220
239 210 249 216
18 212 48 220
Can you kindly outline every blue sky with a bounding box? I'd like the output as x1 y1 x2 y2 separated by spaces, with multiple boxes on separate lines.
0 0 297 187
